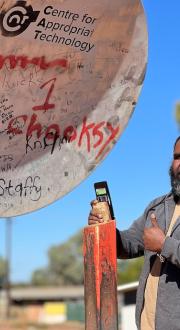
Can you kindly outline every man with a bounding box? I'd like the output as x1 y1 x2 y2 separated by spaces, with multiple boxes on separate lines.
88 136 180 330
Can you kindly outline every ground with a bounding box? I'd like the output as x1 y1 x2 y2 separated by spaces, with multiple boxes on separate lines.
0 321 84 330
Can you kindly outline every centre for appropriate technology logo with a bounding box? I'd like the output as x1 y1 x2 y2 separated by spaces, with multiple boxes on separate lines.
0 1 40 37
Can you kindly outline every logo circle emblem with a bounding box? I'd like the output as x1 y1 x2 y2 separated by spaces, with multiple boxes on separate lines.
0 1 39 36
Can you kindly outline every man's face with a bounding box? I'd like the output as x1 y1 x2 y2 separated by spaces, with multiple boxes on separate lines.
170 139 180 197
172 140 180 178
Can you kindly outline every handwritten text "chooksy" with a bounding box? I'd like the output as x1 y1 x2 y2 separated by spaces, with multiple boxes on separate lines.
7 115 120 159
6 76 120 158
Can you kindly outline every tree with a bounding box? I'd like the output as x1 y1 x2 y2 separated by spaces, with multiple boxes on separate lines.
31 230 84 286
31 229 144 286
117 257 144 285
0 256 7 287
31 268 50 286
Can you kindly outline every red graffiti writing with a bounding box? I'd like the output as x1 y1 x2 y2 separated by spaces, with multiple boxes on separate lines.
7 115 120 159
0 55 68 70
32 78 56 112
5 76 119 159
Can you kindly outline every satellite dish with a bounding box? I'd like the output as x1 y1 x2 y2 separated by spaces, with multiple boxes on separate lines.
0 0 148 217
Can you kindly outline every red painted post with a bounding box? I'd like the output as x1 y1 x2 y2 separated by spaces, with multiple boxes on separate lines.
83 208 118 329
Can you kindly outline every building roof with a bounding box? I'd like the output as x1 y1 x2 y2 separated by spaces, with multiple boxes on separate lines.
117 281 139 293
9 286 84 301
0 282 139 302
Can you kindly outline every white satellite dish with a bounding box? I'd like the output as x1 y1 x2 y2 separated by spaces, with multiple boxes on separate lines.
0 0 148 216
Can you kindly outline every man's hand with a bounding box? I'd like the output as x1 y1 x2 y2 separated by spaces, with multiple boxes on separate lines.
143 213 165 253
88 200 104 225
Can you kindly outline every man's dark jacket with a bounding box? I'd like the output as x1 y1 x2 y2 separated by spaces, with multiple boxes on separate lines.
116 192 180 330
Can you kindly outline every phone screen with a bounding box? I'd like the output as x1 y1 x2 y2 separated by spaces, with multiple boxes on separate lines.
94 181 115 219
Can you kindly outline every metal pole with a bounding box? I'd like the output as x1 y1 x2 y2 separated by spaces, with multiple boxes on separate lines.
5 217 12 319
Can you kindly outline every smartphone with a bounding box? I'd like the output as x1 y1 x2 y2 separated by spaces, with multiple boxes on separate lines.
94 181 115 220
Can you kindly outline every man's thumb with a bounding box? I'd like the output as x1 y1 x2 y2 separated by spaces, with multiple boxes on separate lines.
150 213 159 227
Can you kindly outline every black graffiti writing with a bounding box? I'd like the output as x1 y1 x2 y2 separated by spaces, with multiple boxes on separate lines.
0 176 41 201
0 97 14 124
0 154 13 162
26 133 70 155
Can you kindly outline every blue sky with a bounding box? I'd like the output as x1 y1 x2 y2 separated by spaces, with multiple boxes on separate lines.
0 0 180 282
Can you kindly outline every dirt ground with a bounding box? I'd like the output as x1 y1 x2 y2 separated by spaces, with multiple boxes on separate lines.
0 321 84 330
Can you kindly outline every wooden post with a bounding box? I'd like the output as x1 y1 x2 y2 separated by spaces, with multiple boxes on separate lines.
83 219 118 330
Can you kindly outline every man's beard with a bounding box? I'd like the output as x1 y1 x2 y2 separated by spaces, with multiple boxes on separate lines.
169 165 180 198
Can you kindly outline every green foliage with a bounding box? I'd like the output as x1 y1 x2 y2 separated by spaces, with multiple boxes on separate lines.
31 268 50 286
0 256 7 287
31 230 84 286
31 229 144 286
117 257 144 285
176 102 180 125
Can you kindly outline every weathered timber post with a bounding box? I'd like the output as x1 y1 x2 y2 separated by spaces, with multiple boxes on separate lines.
84 217 118 330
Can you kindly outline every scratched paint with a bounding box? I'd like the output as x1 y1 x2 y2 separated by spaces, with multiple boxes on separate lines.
0 0 147 216
83 220 118 330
